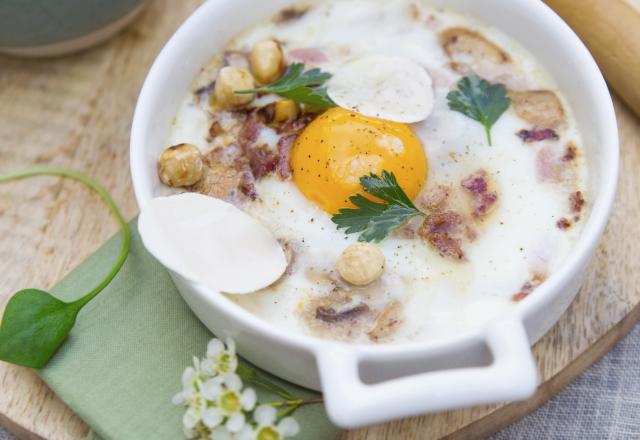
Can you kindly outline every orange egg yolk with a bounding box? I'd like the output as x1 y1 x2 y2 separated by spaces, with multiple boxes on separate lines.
291 107 428 214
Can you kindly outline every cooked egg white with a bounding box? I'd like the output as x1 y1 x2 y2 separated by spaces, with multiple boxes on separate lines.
166 0 588 343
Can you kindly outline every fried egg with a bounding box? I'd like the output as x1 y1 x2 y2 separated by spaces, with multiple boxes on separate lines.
291 107 428 213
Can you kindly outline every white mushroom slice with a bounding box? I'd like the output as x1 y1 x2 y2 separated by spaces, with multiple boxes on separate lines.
138 193 287 294
327 55 434 123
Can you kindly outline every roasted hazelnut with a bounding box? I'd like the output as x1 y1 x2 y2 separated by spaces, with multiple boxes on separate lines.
273 100 299 123
158 143 204 187
250 39 285 84
336 243 385 286
214 66 255 108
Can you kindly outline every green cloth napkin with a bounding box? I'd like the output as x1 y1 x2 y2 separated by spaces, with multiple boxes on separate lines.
38 220 339 440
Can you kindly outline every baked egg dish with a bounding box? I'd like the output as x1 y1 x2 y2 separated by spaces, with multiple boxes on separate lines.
143 0 588 344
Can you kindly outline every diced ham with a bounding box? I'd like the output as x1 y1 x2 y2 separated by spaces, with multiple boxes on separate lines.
419 211 465 260
461 170 498 219
536 147 563 182
239 111 262 149
247 145 278 179
288 48 328 66
276 113 317 135
276 134 296 179
238 162 258 200
517 128 559 143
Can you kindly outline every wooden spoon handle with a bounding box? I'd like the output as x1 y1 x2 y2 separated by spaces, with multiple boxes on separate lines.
545 0 640 116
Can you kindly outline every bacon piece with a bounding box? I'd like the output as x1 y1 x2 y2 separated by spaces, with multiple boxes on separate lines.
315 304 370 323
562 143 577 162
288 48 328 65
276 134 296 179
247 145 278 179
419 211 465 260
237 162 258 200
512 274 545 302
238 111 262 149
517 128 559 143
276 113 316 135
570 191 585 214
461 170 498 219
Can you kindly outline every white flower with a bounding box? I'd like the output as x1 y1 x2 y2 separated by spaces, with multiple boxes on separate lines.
201 338 238 376
252 405 300 440
182 394 206 436
200 373 257 434
211 426 233 440
172 364 203 406
174 337 305 440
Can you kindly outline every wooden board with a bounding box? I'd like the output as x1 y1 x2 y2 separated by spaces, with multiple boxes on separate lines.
0 1 638 439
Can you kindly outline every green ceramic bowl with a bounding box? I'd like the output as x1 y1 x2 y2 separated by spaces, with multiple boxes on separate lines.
0 0 148 56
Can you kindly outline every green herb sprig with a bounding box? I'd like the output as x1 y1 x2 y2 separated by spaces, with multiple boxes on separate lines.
447 74 511 146
0 167 130 368
236 63 335 109
331 171 425 242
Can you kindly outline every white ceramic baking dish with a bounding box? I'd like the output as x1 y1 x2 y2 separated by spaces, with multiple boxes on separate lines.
130 0 619 429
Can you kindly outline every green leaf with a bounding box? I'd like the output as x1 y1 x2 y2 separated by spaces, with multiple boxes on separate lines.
0 167 130 368
331 171 425 242
236 63 336 109
357 204 423 243
0 289 81 368
447 74 511 145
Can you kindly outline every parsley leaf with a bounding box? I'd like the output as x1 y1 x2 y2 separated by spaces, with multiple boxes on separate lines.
447 74 511 146
331 171 425 243
236 63 336 109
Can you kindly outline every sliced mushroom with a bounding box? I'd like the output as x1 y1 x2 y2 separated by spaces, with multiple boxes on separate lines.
189 147 243 199
511 90 566 128
368 301 403 342
303 289 377 342
440 27 511 72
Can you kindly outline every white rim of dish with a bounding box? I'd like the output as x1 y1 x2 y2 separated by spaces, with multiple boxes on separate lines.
130 0 619 358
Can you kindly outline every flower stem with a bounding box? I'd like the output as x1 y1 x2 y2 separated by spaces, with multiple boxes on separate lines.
0 167 130 306
236 364 297 401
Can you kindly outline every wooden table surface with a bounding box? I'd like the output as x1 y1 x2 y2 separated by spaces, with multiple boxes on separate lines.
1 1 639 439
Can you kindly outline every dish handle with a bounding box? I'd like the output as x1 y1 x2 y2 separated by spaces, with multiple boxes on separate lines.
316 317 538 428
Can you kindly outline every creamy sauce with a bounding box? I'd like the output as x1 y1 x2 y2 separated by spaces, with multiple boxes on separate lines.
165 0 587 343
